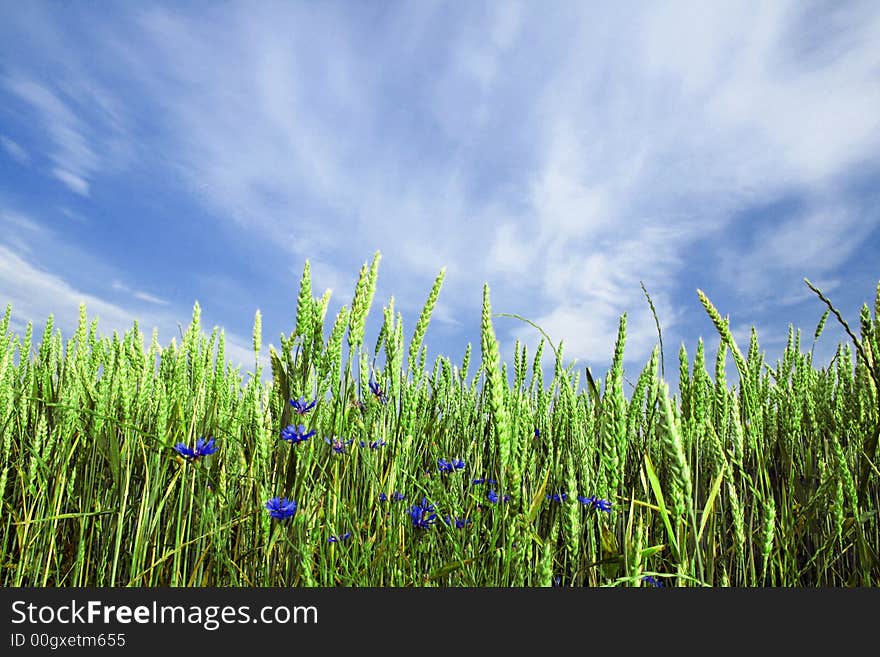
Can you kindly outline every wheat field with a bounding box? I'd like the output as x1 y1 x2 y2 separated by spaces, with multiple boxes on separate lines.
1 252 878 586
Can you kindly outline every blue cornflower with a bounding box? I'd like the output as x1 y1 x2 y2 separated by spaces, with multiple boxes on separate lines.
173 436 218 461
438 458 466 473
325 436 353 454
471 477 498 486
265 497 298 520
378 491 406 503
359 439 386 449
280 424 315 444
641 575 664 588
369 380 388 404
443 516 472 529
534 427 540 440
289 396 317 416
328 532 352 543
546 491 568 503
578 495 612 512
487 490 511 504
408 498 438 529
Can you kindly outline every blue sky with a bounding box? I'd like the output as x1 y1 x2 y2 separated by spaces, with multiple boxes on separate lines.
1 1 879 389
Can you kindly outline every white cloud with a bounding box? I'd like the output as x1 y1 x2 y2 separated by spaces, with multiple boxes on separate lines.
5 76 99 188
4 1 878 374
52 168 90 196
4 70 132 197
0 245 258 372
0 244 159 335
485 1 880 367
775 278 842 308
132 291 169 306
1 135 29 165
430 299 462 328
111 280 169 306
59 207 89 223
529 150 612 243
488 222 532 276
432 1 525 133
0 209 44 234
703 3 880 186
0 209 48 256
722 202 873 299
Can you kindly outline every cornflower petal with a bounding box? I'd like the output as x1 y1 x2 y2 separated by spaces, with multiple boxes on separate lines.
265 497 298 520
281 424 315 444
174 437 218 461
578 495 612 512
408 498 437 529
289 396 318 416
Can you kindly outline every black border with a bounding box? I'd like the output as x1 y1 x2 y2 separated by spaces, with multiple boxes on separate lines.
1 586 877 652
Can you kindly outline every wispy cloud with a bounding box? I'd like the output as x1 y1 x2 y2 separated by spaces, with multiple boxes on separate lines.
52 167 90 196
0 208 46 257
5 75 98 194
488 1 880 370
0 243 159 335
1 135 30 165
111 280 169 306
0 1 877 382
722 200 873 300
132 290 169 305
0 209 45 234
0 243 260 372
59 207 89 224
3 67 132 197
